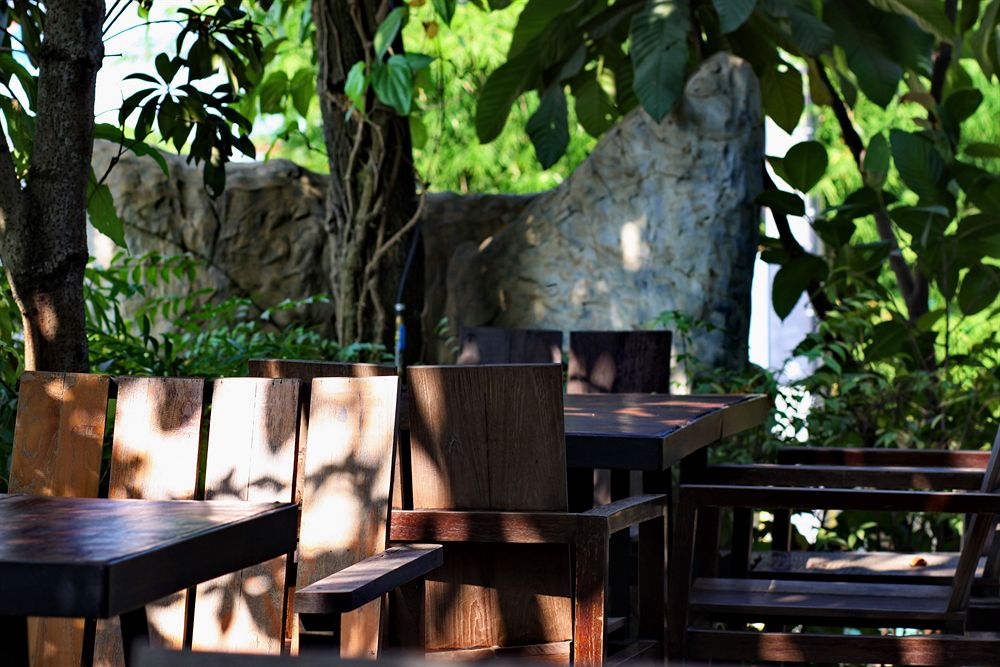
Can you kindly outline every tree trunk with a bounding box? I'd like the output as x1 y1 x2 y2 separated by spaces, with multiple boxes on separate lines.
0 0 104 372
313 0 421 352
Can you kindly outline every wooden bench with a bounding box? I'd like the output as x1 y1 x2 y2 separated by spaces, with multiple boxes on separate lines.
10 371 439 666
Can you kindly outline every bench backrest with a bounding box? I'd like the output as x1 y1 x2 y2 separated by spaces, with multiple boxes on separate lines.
567 330 671 394
406 363 572 653
11 370 399 665
455 326 563 365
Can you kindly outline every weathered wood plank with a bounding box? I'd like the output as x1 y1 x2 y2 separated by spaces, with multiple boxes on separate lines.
567 330 671 394
10 371 109 667
191 378 301 654
455 327 562 365
295 376 400 659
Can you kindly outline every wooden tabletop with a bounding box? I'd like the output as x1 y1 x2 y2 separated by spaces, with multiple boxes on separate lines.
0 495 298 618
564 394 770 470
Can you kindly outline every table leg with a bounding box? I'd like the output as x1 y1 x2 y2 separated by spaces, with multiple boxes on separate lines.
81 617 97 667
120 606 149 667
0 615 29 667
679 449 720 577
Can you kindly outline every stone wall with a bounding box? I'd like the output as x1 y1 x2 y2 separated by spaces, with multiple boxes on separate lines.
93 53 762 371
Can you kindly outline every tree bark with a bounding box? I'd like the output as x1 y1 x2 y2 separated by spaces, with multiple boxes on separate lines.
313 0 421 351
0 0 104 372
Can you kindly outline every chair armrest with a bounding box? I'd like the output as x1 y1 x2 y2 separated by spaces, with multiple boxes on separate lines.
700 464 984 490
680 484 1000 514
582 494 667 534
295 544 443 614
777 447 990 468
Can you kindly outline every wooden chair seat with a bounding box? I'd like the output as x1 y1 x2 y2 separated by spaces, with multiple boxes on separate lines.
752 550 989 584
690 578 962 626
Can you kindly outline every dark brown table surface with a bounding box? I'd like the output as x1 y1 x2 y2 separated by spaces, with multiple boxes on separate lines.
0 494 298 618
563 393 770 471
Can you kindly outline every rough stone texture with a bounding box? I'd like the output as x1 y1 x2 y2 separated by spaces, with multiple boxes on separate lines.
430 53 763 370
93 53 761 371
91 144 333 330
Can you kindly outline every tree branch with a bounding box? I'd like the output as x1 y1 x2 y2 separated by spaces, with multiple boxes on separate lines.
930 0 958 104
812 57 928 321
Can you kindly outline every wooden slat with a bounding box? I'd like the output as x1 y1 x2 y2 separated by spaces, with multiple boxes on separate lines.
295 375 400 659
687 629 1000 666
248 359 396 381
10 371 109 667
690 577 959 624
455 327 562 365
425 640 572 663
567 330 671 394
754 550 989 582
704 463 985 490
407 364 572 652
191 378 301 654
96 376 206 666
777 447 992 468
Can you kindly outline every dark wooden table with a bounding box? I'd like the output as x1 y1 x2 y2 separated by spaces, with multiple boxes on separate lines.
0 494 298 667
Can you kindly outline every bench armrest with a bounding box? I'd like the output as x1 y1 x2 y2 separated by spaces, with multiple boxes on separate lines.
680 484 1000 514
777 447 990 468
582 494 667 534
295 544 443 614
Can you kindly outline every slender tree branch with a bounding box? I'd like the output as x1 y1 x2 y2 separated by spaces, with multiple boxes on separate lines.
102 0 135 35
930 0 958 104
813 57 928 321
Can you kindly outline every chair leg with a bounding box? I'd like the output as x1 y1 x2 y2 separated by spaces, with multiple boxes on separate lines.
667 501 698 661
608 470 631 631
120 606 149 667
574 520 609 667
638 513 666 658
731 507 753 577
0 615 29 667
386 578 426 651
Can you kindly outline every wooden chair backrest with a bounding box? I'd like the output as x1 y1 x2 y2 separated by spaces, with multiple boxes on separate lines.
248 358 396 382
949 426 1000 611
295 376 400 658
406 364 572 652
9 372 110 666
455 326 563 365
567 330 671 394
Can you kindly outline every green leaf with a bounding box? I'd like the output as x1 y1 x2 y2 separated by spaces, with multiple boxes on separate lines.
410 115 428 150
629 0 691 122
258 70 288 114
404 53 436 72
154 53 182 84
756 188 806 216
772 254 828 319
526 85 570 168
572 69 618 137
865 319 910 361
475 53 538 143
371 55 413 115
890 129 947 202
761 66 804 133
971 1 998 77
508 0 580 59
290 68 315 117
345 61 367 114
966 142 1000 158
374 7 408 61
863 133 891 189
958 262 1000 314
867 0 956 40
787 5 835 56
782 140 827 192
712 0 756 33
432 0 456 25
942 88 983 123
87 171 127 248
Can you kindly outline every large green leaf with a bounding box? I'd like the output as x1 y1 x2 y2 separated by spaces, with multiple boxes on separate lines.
290 68 315 117
87 171 127 248
966 142 1000 158
863 133 890 189
761 66 804 133
508 0 581 59
958 262 1000 314
712 0 757 33
345 61 367 114
782 140 827 192
258 70 288 114
787 5 835 56
374 7 408 61
629 0 690 122
432 0 456 26
772 254 828 319
867 0 956 40
475 53 539 143
825 0 902 107
890 130 947 202
572 69 619 137
526 85 570 168
757 188 806 216
371 55 413 115
970 0 1000 78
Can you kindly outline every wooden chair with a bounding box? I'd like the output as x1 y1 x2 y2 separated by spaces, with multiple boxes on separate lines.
567 331 671 395
668 427 1000 665
390 364 667 666
9 371 439 666
455 326 562 365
